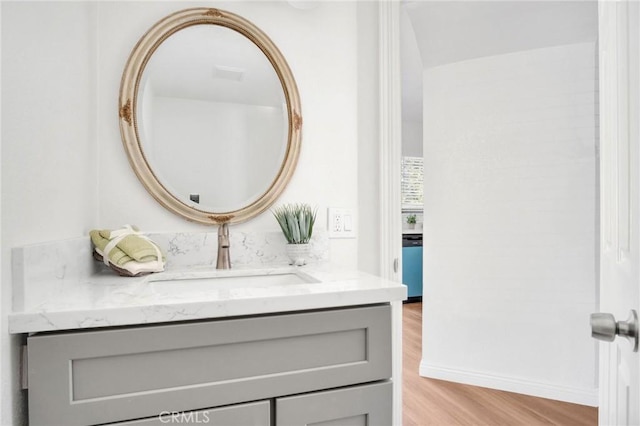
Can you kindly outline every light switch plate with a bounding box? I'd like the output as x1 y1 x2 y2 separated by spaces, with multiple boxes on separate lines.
327 208 356 238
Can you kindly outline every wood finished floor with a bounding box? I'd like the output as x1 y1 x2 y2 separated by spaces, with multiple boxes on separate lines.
402 302 598 426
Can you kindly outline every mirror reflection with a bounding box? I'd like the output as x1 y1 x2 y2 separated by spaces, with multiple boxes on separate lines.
137 24 287 212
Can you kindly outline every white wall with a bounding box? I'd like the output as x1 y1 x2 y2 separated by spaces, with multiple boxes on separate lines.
0 3 3 423
421 42 598 405
400 5 423 159
357 1 380 276
1 3 98 424
401 119 422 157
1 2 370 424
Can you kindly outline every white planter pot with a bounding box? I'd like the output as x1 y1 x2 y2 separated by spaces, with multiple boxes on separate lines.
286 243 310 266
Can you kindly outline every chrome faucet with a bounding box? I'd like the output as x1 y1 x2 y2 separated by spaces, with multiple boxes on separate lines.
216 223 231 269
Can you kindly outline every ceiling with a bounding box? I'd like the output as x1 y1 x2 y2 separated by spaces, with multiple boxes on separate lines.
401 0 598 122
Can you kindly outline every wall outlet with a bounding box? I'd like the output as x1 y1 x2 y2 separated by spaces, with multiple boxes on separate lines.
328 208 356 238
333 213 343 232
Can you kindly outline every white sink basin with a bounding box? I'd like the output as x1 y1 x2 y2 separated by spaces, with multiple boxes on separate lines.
147 270 318 292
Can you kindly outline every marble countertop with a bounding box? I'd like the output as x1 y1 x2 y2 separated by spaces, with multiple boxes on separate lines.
9 263 407 334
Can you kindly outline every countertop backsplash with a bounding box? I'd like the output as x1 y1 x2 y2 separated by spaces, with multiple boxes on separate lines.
150 230 329 268
12 230 330 312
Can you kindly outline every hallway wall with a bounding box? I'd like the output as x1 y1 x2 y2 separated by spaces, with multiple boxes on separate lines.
421 42 598 405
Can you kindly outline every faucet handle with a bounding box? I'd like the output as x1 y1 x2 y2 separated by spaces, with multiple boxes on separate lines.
218 223 230 247
216 223 231 269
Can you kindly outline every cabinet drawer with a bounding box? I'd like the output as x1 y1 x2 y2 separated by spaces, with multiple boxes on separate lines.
27 304 391 425
113 400 270 426
277 381 392 426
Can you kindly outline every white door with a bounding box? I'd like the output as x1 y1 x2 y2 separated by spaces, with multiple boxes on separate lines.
594 1 640 424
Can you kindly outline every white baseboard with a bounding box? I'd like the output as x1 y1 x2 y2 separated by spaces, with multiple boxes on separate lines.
419 361 598 407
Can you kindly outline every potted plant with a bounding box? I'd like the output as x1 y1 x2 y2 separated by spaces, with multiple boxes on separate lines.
406 214 417 230
273 203 317 265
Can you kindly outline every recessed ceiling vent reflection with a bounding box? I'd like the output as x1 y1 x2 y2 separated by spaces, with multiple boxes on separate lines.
213 65 245 82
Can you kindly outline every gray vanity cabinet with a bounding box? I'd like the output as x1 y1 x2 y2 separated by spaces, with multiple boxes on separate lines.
276 381 392 426
115 401 271 425
26 304 392 426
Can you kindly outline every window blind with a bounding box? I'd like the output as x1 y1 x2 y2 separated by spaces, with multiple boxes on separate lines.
401 156 423 208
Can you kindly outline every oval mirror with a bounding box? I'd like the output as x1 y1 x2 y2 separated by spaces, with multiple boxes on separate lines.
119 8 302 224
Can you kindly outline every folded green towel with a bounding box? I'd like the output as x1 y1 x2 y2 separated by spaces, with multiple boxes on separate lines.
89 226 164 267
90 230 135 267
97 229 160 262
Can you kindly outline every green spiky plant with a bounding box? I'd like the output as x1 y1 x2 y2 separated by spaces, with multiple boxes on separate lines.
273 203 317 244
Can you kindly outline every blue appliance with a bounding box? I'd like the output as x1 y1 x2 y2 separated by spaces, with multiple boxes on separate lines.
402 234 423 302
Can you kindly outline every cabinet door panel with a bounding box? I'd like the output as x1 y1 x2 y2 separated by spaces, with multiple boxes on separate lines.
308 415 366 426
27 305 391 425
114 400 270 426
276 382 392 426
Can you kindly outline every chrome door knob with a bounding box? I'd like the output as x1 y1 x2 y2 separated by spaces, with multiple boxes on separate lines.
591 313 617 342
591 310 639 352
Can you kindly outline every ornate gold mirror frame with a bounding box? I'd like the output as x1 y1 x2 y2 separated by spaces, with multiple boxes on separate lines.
119 8 302 225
